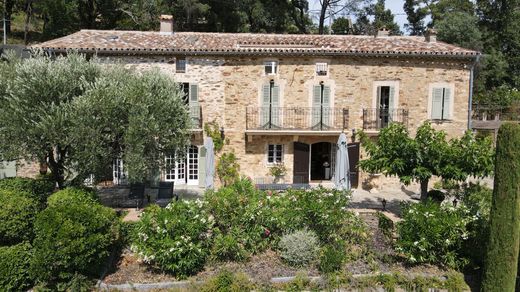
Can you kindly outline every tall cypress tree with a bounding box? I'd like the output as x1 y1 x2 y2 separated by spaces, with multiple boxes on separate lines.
482 123 520 292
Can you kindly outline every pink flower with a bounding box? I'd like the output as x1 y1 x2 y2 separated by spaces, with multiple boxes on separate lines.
264 228 271 237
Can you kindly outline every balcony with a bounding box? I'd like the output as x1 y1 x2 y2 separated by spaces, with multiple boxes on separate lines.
246 107 349 133
189 105 202 129
362 108 408 131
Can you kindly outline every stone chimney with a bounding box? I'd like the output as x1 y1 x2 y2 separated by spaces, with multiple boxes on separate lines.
376 27 389 37
160 15 174 35
425 28 437 43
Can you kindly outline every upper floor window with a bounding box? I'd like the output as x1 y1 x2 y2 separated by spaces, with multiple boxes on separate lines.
430 86 452 120
176 58 187 73
267 144 283 164
316 62 328 76
264 61 278 75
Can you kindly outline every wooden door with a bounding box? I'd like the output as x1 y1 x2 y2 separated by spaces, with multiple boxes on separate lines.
293 142 310 184
348 142 360 188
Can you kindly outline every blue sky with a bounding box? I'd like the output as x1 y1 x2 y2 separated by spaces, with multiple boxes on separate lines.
309 0 408 32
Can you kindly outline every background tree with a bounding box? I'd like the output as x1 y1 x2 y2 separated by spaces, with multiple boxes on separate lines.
331 17 352 34
481 123 520 292
359 122 494 200
436 11 482 50
403 0 427 35
353 0 401 35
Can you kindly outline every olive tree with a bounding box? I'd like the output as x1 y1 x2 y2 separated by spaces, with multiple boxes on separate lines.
0 51 190 187
359 122 494 200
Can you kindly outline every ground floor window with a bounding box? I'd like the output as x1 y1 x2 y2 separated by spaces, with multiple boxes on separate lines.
113 158 128 185
267 144 283 164
164 145 199 185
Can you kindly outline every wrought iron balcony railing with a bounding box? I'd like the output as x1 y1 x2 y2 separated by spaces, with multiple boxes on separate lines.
362 108 408 131
246 107 349 131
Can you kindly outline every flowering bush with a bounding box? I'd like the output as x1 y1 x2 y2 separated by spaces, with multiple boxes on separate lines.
396 199 476 269
278 229 319 267
131 200 213 278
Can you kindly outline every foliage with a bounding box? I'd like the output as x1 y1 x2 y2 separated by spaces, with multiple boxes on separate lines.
319 241 347 274
211 231 249 262
359 122 494 200
437 11 482 50
482 123 520 292
200 269 254 292
204 121 226 152
0 242 33 291
216 152 240 186
131 201 213 278
396 200 476 269
278 229 319 267
331 17 353 34
46 187 99 207
30 196 119 285
269 163 287 177
377 212 394 240
0 177 55 207
0 189 40 245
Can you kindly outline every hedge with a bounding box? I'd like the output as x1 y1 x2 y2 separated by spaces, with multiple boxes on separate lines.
0 189 40 245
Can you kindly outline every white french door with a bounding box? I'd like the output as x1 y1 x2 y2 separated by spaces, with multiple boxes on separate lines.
164 146 199 186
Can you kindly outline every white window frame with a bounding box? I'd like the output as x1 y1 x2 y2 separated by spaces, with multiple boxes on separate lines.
316 62 328 76
428 82 455 121
176 58 187 73
113 158 128 185
372 80 400 109
264 61 278 76
267 144 284 164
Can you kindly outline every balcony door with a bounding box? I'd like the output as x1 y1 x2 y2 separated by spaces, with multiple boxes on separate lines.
261 82 280 129
179 82 200 128
376 85 395 128
311 84 331 130
165 145 199 186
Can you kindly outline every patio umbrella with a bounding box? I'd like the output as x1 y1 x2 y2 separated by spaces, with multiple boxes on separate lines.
334 132 351 191
204 137 215 190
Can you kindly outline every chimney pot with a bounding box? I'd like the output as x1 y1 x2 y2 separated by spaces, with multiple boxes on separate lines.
376 27 389 37
160 15 174 35
425 28 437 43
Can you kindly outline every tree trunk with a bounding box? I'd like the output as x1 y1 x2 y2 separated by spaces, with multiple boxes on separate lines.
47 147 66 189
23 0 32 45
420 179 429 201
4 0 14 35
318 0 329 34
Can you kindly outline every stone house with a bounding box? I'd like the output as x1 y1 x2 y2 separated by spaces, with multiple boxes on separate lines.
29 15 480 190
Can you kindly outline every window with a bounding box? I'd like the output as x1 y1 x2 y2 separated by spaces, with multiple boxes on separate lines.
113 158 127 185
316 62 328 76
176 58 187 73
267 144 283 164
264 61 278 75
431 87 452 120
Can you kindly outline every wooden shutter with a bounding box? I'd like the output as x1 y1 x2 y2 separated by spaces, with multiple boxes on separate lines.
442 88 451 120
260 84 270 127
271 85 281 127
322 86 331 127
431 87 443 120
311 85 321 128
388 86 395 122
198 146 206 188
0 161 16 179
189 84 200 127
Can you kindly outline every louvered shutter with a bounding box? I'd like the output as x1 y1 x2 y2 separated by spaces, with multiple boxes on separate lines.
388 86 395 122
260 84 271 128
431 87 443 120
442 88 451 120
271 85 281 127
198 146 206 188
189 84 200 127
312 85 321 128
322 86 331 127
0 161 16 178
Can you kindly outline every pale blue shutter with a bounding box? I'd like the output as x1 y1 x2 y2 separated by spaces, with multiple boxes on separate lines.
388 86 395 122
431 88 443 120
189 84 200 127
271 85 281 127
261 84 270 128
198 146 206 188
322 86 331 127
442 88 451 120
311 85 321 128
0 161 16 178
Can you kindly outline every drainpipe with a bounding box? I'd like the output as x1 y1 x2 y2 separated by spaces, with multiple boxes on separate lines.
468 55 481 131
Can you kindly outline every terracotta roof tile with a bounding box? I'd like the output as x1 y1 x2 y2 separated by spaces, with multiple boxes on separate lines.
32 30 480 58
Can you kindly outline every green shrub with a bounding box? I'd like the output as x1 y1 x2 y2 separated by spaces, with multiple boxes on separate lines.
211 231 249 262
278 229 319 267
131 200 213 278
0 242 32 291
396 200 475 269
0 189 40 245
216 152 240 186
30 197 119 285
200 269 254 292
47 187 99 207
427 189 445 203
0 177 54 207
318 241 347 274
377 212 395 240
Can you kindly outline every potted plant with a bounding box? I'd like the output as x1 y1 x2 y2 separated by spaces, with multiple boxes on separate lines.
269 163 287 184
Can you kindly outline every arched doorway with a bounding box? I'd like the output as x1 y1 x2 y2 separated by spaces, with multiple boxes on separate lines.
310 142 334 181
